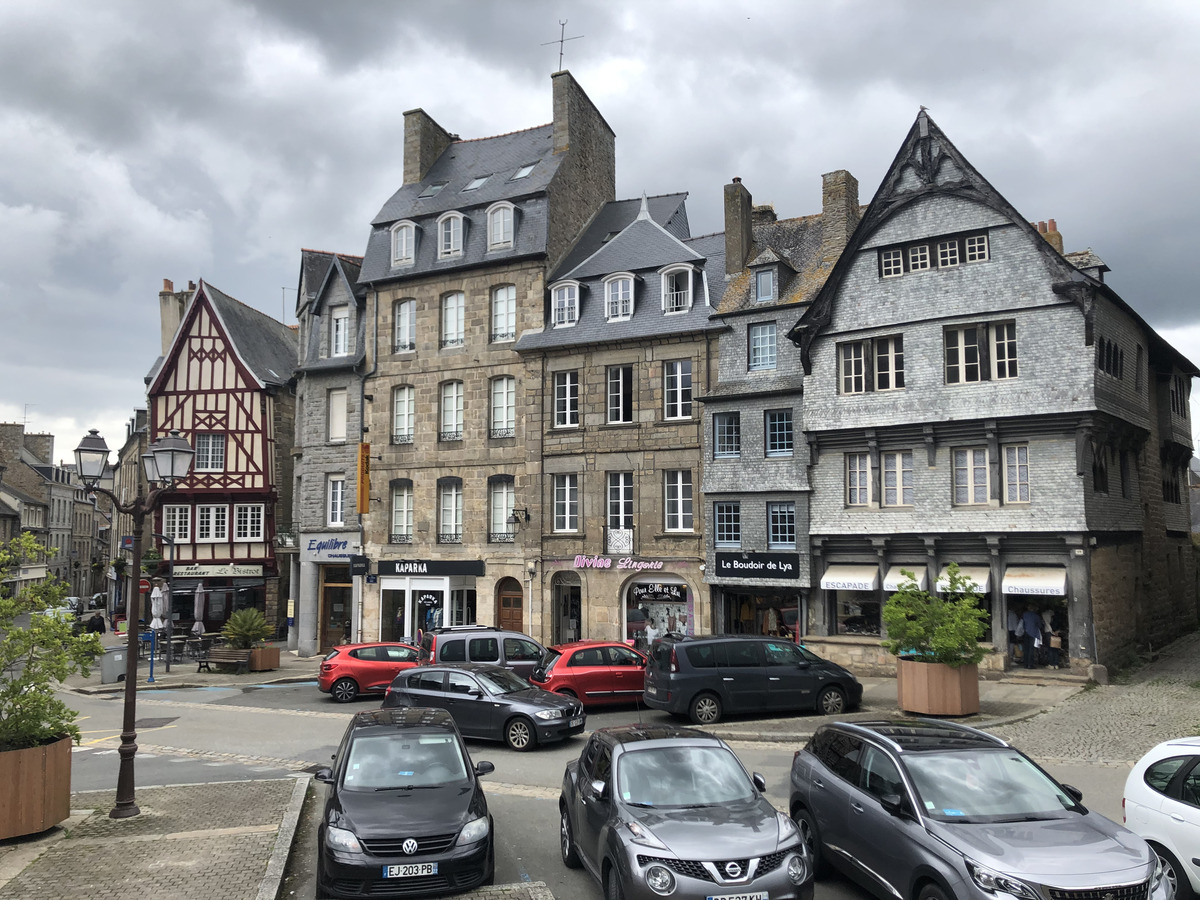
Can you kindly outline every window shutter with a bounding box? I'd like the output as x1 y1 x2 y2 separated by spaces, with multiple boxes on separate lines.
978 323 992 381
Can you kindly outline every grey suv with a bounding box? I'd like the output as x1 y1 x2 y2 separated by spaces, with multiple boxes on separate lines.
418 626 547 680
790 719 1168 900
642 634 862 724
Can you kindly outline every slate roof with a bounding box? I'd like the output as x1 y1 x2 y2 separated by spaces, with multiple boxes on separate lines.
360 125 562 286
298 249 364 315
297 250 367 375
518 195 725 352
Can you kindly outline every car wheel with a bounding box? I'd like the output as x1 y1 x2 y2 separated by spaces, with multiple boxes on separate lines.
919 882 953 900
560 805 581 868
688 692 722 725
504 716 536 751
793 806 828 878
330 678 359 703
817 685 847 715
604 864 626 900
1152 844 1193 900
557 689 578 700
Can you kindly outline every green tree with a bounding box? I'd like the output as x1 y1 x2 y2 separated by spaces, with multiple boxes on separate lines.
0 533 103 750
881 562 988 668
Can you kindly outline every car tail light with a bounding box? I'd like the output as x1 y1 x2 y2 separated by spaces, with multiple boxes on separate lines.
669 648 678 673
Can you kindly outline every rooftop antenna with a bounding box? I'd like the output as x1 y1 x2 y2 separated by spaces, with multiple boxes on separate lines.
23 403 35 428
542 19 583 71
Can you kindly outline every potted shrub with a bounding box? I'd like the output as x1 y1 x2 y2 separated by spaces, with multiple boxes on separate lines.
222 608 278 671
0 534 103 839
881 563 988 715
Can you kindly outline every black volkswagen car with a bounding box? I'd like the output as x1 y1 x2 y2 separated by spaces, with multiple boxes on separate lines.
383 663 585 751
315 707 495 898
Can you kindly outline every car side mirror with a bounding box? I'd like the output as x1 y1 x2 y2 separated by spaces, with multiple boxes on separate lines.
314 767 334 784
752 772 767 792
469 688 484 698
590 779 609 801
879 792 907 817
1061 784 1083 803
475 761 495 777
796 660 811 669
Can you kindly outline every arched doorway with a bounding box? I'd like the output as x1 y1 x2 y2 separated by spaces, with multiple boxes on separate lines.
496 577 524 633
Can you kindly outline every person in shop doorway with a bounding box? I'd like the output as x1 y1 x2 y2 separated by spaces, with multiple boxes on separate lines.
1020 604 1043 669
644 618 660 647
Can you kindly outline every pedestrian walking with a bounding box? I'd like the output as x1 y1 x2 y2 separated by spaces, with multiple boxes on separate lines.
1020 604 1043 669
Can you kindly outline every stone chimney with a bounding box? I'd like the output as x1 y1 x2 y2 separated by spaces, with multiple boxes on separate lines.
1034 219 1064 254
22 432 53 464
752 204 777 225
159 278 190 355
724 178 754 276
821 169 860 264
402 108 454 186
551 70 615 160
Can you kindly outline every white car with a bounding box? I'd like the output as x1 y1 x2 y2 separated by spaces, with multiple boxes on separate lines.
1124 736 1200 900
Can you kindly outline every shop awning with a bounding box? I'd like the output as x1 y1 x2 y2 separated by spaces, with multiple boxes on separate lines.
883 566 927 592
1002 567 1067 596
820 565 880 592
936 565 991 593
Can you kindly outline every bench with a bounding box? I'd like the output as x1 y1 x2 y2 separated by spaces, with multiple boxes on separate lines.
197 647 251 675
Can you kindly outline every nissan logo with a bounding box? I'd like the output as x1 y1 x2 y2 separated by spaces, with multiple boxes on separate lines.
724 861 743 878
402 838 419 855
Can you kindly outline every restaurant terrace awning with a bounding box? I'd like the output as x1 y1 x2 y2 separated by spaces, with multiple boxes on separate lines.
1001 567 1067 596
883 566 927 592
820 565 880 592
936 565 991 593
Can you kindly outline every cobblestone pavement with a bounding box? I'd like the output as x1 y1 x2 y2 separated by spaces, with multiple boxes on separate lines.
988 631 1200 766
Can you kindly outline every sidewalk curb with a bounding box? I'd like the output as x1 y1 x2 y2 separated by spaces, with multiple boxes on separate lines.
65 672 320 696
257 775 310 900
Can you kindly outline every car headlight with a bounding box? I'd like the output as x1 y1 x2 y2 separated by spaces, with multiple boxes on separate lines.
326 825 363 854
535 708 564 720
967 860 1040 899
456 816 490 846
777 812 800 843
645 863 676 895
624 820 669 850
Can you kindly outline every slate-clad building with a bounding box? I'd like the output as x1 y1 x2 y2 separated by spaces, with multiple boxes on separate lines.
356 72 615 646
787 112 1197 673
517 194 725 645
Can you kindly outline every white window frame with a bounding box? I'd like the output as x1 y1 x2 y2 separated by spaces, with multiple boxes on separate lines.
439 481 463 540
491 284 516 343
755 269 774 302
392 385 415 444
328 388 348 443
881 248 904 277
992 321 1018 379
664 359 692 420
749 322 777 371
491 376 516 436
554 474 579 532
390 221 416 266
1004 444 1030 503
881 450 913 507
194 433 226 472
607 471 634 530
767 501 796 549
953 447 990 505
441 381 464 440
554 371 579 428
908 244 931 271
163 504 190 542
714 412 741 458
197 503 229 542
392 482 413 540
765 409 793 458
604 273 634 321
714 502 740 547
875 335 905 390
937 239 960 268
441 292 464 348
331 307 350 357
840 341 866 394
486 201 514 250
945 326 983 384
965 234 989 262
490 479 516 539
327 478 345 526
664 470 694 532
607 365 634 424
846 453 871 506
437 211 464 258
551 281 579 327
393 298 416 352
234 503 264 540
661 265 693 313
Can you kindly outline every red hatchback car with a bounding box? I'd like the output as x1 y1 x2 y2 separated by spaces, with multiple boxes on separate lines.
318 642 420 703
528 640 647 707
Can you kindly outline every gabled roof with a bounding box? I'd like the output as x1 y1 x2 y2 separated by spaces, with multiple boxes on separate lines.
557 196 701 281
551 193 690 279
715 212 833 316
297 250 367 374
298 249 363 317
788 111 1200 376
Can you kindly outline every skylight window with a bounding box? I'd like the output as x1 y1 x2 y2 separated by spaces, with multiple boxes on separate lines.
512 163 536 180
463 175 490 191
418 182 448 198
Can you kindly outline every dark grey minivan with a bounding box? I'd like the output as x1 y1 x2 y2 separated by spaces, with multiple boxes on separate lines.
642 634 863 724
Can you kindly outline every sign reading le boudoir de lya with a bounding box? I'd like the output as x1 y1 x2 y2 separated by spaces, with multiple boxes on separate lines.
714 552 801 579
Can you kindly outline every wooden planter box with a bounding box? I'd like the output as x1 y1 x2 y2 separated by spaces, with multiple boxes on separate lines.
0 735 72 840
249 645 280 671
896 658 980 716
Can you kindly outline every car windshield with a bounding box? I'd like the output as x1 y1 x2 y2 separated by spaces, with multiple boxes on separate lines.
904 749 1081 823
475 668 532 694
617 745 755 808
341 732 469 791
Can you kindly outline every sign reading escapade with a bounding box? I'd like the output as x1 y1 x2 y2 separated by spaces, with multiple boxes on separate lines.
714 552 801 580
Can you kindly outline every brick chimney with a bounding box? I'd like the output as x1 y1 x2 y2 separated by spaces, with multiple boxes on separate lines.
821 170 860 264
159 278 190 355
1034 219 1065 254
724 177 754 276
402 108 454 186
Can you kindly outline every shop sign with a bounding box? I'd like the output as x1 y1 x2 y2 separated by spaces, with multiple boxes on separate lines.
378 559 486 577
302 533 355 563
573 555 665 572
349 555 370 576
173 563 264 578
630 582 686 603
714 552 801 579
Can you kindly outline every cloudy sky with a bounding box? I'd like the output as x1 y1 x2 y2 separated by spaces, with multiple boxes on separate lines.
3 0 1199 462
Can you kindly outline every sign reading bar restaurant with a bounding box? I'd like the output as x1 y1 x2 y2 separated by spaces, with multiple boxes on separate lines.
714 552 801 580
173 564 264 578
378 559 486 577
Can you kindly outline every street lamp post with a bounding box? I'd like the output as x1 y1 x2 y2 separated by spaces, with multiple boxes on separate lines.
75 428 194 820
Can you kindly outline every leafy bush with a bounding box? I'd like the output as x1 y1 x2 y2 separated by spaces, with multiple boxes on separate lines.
221 608 273 650
881 562 988 668
0 534 103 750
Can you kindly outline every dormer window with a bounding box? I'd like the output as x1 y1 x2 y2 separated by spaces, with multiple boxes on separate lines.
661 265 694 314
755 269 774 302
418 182 447 199
512 163 536 180
551 282 580 327
390 221 416 266
331 307 350 357
463 175 489 192
437 212 464 259
487 202 515 250
604 273 634 321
